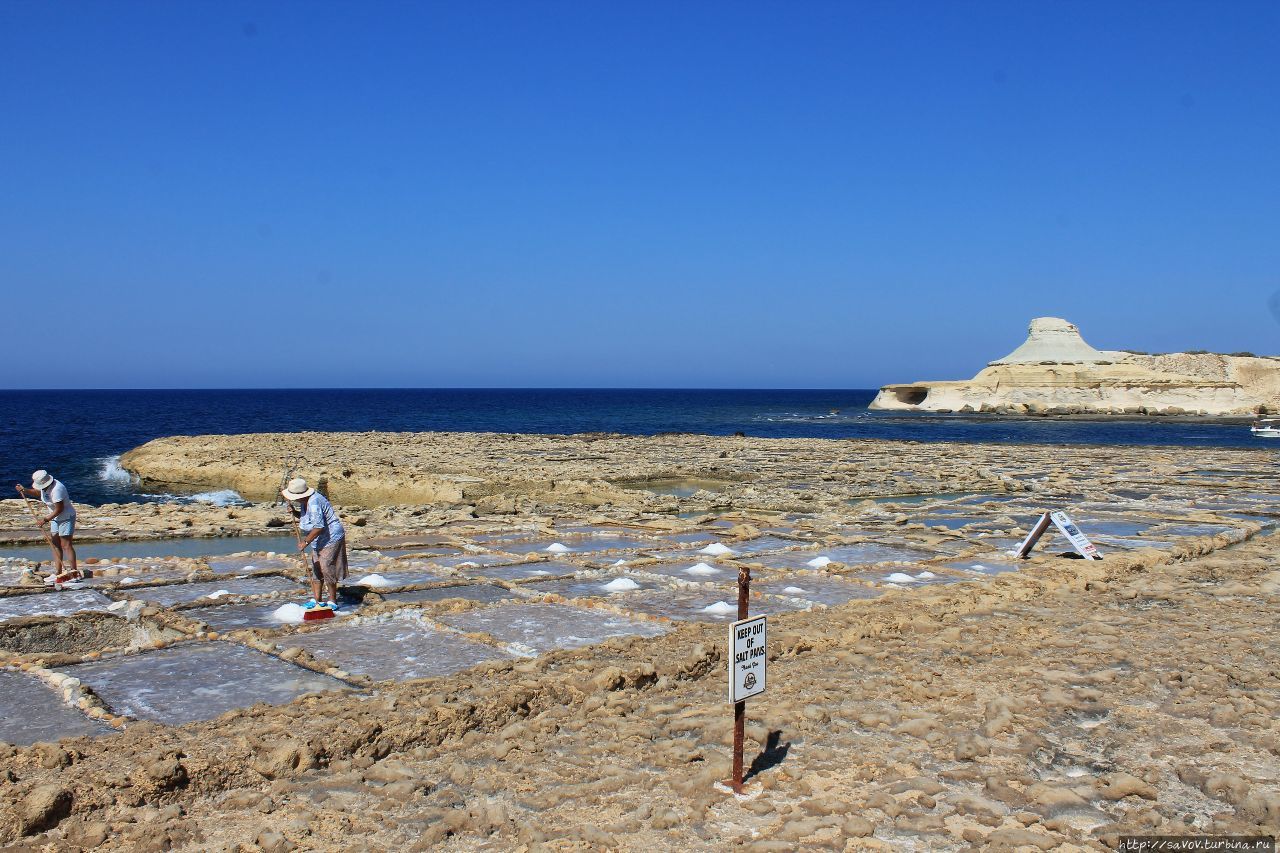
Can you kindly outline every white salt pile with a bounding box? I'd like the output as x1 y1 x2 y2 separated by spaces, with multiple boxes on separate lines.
204 590 230 600
783 586 809 594
612 559 627 566
886 572 920 583
602 577 640 592
271 603 307 624
530 570 553 576
699 543 734 556
916 571 936 580
120 577 138 585
806 556 832 568
684 563 721 576
544 543 571 553
702 601 737 615
355 574 395 588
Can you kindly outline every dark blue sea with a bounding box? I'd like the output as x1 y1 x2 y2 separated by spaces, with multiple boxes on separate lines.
0 389 1260 506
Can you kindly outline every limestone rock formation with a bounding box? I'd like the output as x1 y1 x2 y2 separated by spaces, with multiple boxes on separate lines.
871 317 1280 416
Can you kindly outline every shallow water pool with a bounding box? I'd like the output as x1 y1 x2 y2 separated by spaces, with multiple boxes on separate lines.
439 603 666 654
58 642 348 724
0 536 295 563
283 616 511 681
0 670 116 745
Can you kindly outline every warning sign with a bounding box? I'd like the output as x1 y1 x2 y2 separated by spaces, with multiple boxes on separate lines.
729 615 767 703
1050 510 1100 560
1016 510 1101 560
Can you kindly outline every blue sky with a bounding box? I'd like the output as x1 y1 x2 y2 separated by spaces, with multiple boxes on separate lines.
2 1 1277 388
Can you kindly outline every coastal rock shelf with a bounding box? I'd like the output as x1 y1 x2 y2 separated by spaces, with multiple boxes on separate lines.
0 430 1275 850
872 316 1280 416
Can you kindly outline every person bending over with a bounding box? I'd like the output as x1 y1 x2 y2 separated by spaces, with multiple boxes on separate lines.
15 470 79 580
282 477 348 609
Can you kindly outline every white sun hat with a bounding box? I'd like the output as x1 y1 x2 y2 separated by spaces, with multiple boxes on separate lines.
281 477 315 500
32 470 53 490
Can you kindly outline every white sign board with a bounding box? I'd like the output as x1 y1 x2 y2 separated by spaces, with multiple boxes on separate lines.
1016 510 1101 560
1050 510 1100 560
729 615 767 703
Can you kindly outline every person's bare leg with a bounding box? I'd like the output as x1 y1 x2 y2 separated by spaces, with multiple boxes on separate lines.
63 535 78 577
49 532 64 575
324 581 338 606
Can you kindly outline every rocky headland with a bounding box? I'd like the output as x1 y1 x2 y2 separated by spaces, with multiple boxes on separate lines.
871 317 1280 416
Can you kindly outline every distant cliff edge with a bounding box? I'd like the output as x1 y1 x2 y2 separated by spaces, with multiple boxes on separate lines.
870 317 1280 417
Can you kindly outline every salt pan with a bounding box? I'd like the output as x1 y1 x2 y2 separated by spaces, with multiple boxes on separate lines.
684 563 721 576
544 543 571 553
702 601 736 615
886 572 920 583
699 543 733 556
602 577 640 592
806 556 832 568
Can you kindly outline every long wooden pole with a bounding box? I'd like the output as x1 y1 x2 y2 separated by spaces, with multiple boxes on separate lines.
18 489 59 567
279 458 311 583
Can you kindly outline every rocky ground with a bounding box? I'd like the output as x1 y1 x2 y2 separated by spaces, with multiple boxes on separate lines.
0 433 1276 851
0 530 1277 851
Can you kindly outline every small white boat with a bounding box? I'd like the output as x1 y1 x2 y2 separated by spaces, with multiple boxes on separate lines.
1251 419 1280 438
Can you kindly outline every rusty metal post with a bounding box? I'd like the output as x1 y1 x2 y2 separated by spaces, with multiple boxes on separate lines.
731 563 751 793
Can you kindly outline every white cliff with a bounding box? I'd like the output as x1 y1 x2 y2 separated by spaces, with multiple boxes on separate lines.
870 317 1280 416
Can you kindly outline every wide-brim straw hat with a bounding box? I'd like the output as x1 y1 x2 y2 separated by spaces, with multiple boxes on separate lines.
281 477 315 500
32 470 53 490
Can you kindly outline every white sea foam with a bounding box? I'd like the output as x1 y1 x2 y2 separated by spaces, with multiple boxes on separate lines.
544 543 571 553
189 489 248 507
271 603 307 624
699 543 733 556
684 562 721 576
702 601 736 615
355 574 394 588
806 556 832 568
602 577 640 592
886 572 919 583
98 456 136 485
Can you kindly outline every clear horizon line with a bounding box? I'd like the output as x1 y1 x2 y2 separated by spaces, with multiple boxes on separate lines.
0 386 884 393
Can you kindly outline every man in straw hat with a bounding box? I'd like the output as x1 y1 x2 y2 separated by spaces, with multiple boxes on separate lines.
281 477 348 610
14 470 80 581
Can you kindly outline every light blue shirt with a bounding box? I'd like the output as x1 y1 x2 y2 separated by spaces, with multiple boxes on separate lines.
299 493 344 550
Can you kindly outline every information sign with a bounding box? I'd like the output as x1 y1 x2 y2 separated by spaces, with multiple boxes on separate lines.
729 615 767 703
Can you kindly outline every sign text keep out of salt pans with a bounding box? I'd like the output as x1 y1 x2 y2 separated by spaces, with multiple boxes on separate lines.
729 615 767 703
